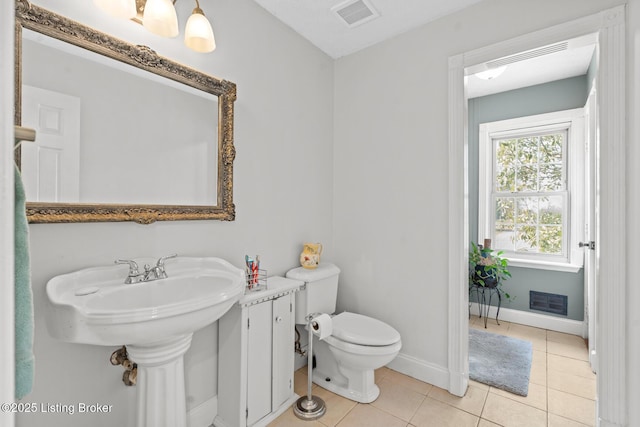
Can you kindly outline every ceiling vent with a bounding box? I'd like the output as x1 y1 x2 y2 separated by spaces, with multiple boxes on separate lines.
332 0 379 28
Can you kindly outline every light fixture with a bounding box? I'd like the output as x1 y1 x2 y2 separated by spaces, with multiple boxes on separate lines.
184 0 216 52
142 0 179 38
475 65 507 80
93 0 216 53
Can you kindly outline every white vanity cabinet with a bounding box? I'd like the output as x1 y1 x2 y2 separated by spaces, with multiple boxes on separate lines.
215 276 302 427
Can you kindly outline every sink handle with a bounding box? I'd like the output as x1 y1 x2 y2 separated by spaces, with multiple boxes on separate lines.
155 254 177 279
115 259 139 274
156 253 177 268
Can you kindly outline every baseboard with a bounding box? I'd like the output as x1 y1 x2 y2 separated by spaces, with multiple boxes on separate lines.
469 303 583 335
188 395 217 427
598 419 624 427
386 352 449 391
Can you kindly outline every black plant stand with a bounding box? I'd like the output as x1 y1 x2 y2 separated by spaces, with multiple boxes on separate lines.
469 283 503 328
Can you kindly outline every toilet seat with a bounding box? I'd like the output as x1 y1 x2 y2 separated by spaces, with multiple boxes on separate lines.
330 312 400 346
324 334 402 356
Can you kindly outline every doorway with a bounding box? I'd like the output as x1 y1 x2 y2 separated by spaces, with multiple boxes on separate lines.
447 6 626 426
466 34 596 337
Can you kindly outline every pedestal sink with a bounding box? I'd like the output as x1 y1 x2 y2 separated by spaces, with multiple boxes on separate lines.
45 256 245 427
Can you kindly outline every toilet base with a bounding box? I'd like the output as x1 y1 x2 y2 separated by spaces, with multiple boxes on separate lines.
312 369 380 403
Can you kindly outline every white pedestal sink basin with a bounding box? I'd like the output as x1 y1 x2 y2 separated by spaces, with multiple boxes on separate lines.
45 256 245 427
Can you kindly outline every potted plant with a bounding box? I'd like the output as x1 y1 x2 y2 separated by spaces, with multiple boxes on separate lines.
469 242 512 300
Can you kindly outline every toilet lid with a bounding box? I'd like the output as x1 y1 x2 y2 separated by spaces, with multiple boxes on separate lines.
331 312 400 346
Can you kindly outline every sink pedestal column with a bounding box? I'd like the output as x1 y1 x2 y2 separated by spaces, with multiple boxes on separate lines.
127 334 193 427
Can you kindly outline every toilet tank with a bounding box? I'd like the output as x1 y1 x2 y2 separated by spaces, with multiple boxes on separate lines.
286 263 340 324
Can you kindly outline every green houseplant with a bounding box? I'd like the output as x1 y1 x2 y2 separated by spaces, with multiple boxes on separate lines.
469 242 512 300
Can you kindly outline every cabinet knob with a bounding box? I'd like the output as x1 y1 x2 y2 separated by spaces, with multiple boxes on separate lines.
275 316 283 323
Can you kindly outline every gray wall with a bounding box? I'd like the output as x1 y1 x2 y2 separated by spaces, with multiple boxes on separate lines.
468 76 588 320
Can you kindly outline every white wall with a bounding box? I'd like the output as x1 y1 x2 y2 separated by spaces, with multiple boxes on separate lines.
16 0 334 425
8 0 640 425
333 0 627 389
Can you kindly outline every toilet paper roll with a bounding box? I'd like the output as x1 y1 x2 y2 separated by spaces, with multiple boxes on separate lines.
311 314 332 340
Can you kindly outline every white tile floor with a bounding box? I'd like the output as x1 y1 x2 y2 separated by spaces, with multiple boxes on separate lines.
269 314 596 427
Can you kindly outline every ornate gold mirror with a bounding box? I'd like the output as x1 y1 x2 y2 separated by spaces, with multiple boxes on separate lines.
15 0 236 224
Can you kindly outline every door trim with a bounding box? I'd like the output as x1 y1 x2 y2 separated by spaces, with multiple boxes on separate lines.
447 6 626 426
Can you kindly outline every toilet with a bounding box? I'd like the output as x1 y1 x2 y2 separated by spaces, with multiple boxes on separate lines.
286 263 401 403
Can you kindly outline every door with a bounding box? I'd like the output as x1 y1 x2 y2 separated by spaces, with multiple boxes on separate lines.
246 302 272 426
271 295 293 409
20 85 81 202
583 87 598 372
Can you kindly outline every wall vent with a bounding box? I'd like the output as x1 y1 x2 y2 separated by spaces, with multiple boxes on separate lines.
487 42 569 69
529 291 568 316
332 0 379 28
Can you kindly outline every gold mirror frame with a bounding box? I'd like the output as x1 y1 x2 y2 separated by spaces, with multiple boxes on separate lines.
15 0 236 224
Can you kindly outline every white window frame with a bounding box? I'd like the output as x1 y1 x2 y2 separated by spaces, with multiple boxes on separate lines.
478 109 585 273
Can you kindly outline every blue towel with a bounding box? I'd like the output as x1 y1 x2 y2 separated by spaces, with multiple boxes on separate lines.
14 165 34 399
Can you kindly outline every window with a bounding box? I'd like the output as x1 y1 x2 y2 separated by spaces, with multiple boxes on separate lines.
478 109 585 272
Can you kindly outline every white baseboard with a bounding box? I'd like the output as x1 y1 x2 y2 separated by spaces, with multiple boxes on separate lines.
386 352 449 391
188 396 217 427
469 303 583 336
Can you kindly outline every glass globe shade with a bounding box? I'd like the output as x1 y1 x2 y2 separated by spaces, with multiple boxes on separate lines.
184 10 216 53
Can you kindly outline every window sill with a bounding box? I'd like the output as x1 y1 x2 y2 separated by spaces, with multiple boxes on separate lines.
506 258 583 273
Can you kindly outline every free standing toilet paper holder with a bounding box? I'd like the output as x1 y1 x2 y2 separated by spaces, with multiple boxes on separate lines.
293 313 327 420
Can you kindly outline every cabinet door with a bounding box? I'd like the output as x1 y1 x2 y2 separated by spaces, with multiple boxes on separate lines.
247 302 273 426
272 295 293 409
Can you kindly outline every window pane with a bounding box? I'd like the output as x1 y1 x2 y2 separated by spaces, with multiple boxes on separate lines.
496 139 516 191
496 167 515 191
496 197 514 225
515 225 537 253
539 163 563 191
540 134 563 163
539 225 563 254
495 197 515 250
517 136 538 164
517 197 538 224
516 165 538 191
539 196 563 225
496 139 516 166
495 227 515 251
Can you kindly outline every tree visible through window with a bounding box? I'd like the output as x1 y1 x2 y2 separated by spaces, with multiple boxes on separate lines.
493 131 567 256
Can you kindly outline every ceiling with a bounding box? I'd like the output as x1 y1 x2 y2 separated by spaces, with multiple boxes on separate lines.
252 0 485 59
251 0 597 98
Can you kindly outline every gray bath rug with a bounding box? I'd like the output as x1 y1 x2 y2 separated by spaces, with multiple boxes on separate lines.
468 328 533 396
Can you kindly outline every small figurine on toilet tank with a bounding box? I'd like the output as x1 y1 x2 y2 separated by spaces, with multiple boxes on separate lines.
300 243 322 269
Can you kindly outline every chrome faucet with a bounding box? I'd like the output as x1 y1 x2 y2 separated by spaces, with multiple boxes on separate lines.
115 259 143 284
115 254 177 284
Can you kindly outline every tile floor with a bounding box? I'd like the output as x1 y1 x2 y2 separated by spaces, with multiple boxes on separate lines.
268 315 596 427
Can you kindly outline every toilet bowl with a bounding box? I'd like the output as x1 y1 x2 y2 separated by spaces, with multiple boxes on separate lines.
311 312 401 403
